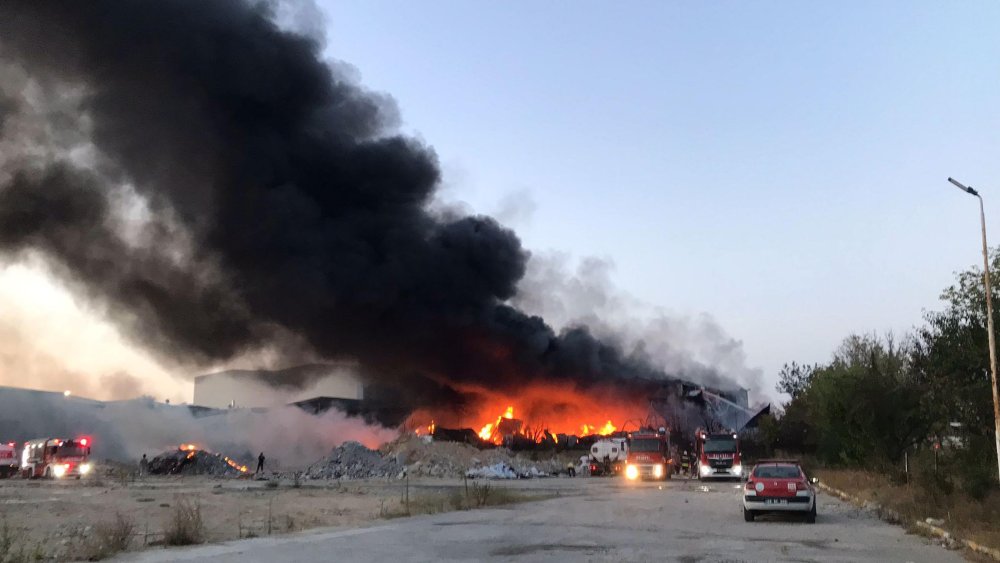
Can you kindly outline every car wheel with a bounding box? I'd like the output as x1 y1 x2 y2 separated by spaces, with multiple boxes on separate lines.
806 501 817 524
743 507 755 522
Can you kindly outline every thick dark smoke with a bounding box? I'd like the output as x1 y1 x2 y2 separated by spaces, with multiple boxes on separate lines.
0 1 738 409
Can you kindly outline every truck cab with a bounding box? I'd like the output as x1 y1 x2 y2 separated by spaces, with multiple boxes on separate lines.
696 431 743 480
0 442 18 478
21 437 92 479
624 429 674 481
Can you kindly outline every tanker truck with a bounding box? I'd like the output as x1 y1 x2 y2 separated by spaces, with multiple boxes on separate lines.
588 437 628 476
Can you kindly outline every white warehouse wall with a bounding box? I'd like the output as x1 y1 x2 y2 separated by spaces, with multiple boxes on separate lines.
193 363 364 409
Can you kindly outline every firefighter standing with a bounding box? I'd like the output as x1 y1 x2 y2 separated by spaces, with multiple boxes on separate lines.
256 452 265 474
139 454 149 478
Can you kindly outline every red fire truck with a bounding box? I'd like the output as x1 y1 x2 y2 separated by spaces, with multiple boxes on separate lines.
0 442 19 478
695 429 743 480
624 428 676 481
21 437 93 479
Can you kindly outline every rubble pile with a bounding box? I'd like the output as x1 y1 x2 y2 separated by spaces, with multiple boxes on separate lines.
306 441 404 480
148 448 247 477
386 435 571 479
302 436 579 481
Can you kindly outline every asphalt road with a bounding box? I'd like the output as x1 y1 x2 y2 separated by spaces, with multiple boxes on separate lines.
124 477 962 563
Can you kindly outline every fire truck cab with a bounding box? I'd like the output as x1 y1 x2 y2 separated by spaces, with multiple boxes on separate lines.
0 442 19 478
21 438 93 479
624 428 675 481
695 430 743 480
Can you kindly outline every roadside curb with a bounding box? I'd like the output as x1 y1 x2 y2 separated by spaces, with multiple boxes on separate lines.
816 481 1000 561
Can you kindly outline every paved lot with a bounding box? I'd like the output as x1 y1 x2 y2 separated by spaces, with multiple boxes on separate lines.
124 477 962 563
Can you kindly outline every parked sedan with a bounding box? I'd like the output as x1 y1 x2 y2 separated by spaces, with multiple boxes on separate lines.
742 460 817 523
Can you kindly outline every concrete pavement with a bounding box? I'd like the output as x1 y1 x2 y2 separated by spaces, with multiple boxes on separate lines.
123 477 962 562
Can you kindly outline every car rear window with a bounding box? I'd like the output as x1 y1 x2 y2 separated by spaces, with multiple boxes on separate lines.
753 465 801 479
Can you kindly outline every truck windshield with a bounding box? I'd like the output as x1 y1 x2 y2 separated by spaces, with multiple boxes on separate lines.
630 439 661 452
703 438 737 453
57 445 88 457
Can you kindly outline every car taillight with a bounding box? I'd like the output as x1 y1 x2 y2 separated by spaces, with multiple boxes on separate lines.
796 481 808 490
745 481 755 490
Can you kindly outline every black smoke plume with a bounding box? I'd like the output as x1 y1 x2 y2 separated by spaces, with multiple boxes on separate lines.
0 1 734 411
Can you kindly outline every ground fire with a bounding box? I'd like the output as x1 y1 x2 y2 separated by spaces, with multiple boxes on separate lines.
404 381 664 450
149 445 249 476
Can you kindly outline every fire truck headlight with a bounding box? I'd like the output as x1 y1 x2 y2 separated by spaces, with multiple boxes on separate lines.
653 464 663 478
625 465 639 480
80 463 92 475
53 464 67 478
700 464 712 477
732 464 742 476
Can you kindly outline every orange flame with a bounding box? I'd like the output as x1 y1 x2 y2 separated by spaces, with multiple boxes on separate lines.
599 420 617 435
405 382 644 444
177 444 248 473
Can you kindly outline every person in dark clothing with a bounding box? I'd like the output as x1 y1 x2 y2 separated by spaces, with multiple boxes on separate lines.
256 452 265 474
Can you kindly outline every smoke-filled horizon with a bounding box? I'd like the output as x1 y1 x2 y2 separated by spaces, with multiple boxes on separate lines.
0 0 750 411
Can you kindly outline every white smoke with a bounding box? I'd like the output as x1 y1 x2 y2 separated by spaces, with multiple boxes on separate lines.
513 252 765 401
0 389 398 469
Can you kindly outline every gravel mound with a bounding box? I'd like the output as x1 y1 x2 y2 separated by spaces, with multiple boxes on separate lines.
303 437 580 481
387 436 573 479
306 441 404 479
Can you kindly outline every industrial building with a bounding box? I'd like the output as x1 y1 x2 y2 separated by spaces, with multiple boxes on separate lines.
193 363 364 409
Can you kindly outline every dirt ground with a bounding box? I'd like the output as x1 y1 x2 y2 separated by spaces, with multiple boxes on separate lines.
0 472 556 560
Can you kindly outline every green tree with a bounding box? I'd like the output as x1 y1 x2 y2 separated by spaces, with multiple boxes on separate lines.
776 362 816 400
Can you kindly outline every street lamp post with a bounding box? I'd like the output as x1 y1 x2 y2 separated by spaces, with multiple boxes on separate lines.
949 177 1000 485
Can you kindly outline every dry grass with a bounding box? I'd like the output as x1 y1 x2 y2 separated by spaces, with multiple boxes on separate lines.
75 513 135 560
816 468 1000 549
378 483 542 519
0 520 43 563
162 499 205 546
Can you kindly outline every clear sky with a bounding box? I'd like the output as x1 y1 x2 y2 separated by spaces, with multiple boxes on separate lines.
317 1 1000 392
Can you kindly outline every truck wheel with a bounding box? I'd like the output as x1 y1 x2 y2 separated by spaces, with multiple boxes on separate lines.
743 507 755 522
806 501 817 524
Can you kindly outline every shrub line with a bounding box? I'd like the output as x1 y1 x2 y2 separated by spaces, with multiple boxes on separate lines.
817 481 1000 561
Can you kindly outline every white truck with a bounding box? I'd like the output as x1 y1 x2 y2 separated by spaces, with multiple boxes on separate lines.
0 442 19 478
587 437 628 476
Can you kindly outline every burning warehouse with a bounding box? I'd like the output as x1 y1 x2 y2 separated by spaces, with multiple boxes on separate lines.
0 1 762 446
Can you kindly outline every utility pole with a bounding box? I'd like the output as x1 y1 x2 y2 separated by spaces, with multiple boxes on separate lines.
949 177 1000 485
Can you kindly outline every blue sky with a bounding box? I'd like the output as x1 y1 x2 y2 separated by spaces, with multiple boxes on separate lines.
318 1 1000 392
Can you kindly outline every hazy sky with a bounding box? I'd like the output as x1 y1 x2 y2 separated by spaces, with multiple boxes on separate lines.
318 1 1000 390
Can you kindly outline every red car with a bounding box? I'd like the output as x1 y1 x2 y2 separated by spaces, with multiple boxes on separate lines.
742 460 817 523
